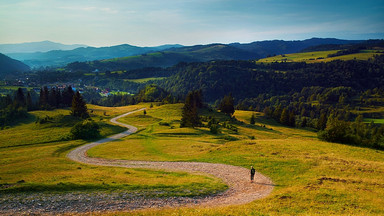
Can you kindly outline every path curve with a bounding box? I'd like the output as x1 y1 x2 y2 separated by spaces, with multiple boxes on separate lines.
67 108 274 208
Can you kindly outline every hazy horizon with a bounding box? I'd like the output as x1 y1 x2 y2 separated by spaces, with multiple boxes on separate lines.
1 0 383 47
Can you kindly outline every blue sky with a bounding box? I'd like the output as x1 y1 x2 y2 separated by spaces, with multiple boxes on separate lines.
0 0 383 47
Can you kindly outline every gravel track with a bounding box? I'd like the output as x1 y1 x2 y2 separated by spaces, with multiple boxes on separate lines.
1 108 274 215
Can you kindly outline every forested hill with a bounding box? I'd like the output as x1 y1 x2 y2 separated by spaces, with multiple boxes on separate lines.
230 38 363 57
84 44 258 71
66 38 365 72
8 38 363 69
8 44 183 68
0 53 30 76
157 55 384 102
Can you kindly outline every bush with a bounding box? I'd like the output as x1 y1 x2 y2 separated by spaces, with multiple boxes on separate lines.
70 120 100 140
159 121 170 126
209 123 220 134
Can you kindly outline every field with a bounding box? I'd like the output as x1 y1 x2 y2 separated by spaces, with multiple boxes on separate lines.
89 104 384 215
0 86 36 96
364 118 384 124
124 77 166 83
257 50 383 63
0 104 226 198
1 103 384 215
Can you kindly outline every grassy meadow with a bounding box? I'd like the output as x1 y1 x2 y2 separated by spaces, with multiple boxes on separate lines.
88 104 384 215
1 102 384 215
257 50 383 63
0 104 227 197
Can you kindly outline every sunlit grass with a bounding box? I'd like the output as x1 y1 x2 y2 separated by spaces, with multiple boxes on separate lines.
124 77 166 83
90 104 384 215
0 104 227 197
257 50 383 63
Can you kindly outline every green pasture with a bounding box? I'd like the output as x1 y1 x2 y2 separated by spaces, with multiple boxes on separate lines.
364 118 384 124
1 102 384 215
124 77 166 83
258 50 383 63
0 104 226 197
89 104 384 215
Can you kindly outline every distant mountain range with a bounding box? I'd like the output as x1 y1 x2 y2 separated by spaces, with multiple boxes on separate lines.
2 38 364 68
0 53 30 76
0 41 87 54
74 38 364 71
6 43 183 68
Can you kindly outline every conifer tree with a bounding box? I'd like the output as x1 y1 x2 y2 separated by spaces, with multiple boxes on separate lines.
14 88 26 107
289 110 296 127
280 108 289 125
317 112 328 130
219 93 235 116
250 113 256 125
26 92 34 111
62 86 75 107
71 91 89 119
180 90 202 128
301 117 307 127
48 87 58 108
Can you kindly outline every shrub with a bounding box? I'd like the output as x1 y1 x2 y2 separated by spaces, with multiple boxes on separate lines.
70 120 100 140
159 121 170 126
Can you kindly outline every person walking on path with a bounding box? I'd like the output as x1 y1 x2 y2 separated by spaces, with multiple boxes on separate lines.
250 166 256 182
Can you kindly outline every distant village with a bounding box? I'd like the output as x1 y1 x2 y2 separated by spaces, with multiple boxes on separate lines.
2 77 127 97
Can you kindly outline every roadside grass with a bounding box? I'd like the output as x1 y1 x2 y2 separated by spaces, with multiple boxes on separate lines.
0 104 227 197
257 50 383 63
90 104 384 215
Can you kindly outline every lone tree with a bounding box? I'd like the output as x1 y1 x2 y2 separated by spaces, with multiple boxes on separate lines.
71 91 89 119
219 93 235 116
180 90 203 128
250 113 256 125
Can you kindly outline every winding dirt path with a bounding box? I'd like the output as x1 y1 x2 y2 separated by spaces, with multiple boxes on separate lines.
67 108 274 208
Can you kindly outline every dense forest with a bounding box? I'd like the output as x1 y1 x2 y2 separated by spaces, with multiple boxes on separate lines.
157 55 384 102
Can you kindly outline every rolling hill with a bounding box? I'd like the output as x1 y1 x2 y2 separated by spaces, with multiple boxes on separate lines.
257 49 383 63
72 38 366 72
0 41 87 54
230 37 363 57
6 38 365 69
0 53 30 76
7 44 183 68
90 44 259 71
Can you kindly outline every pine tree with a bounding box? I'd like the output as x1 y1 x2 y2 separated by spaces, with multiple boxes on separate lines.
317 112 328 130
180 91 202 128
301 117 307 127
26 92 34 111
219 93 235 116
250 113 256 125
48 87 58 108
273 104 282 120
71 91 89 119
289 110 296 127
39 86 50 109
14 88 26 107
280 108 289 125
62 86 74 107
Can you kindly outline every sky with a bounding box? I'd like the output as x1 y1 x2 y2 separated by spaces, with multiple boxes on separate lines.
0 0 383 47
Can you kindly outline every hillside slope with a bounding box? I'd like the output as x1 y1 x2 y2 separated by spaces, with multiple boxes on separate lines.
90 44 258 71
8 44 183 68
0 41 87 54
0 53 30 76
